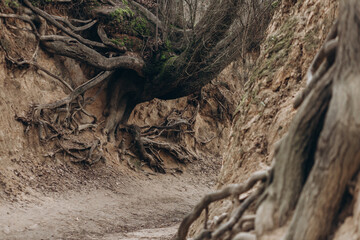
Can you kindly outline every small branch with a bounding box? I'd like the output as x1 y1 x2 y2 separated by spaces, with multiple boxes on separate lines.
141 119 191 135
69 18 94 24
204 206 209 229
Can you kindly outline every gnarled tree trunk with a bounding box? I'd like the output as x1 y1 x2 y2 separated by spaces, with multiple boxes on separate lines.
256 1 360 239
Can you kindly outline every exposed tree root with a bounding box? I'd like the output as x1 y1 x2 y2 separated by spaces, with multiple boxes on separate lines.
142 137 198 164
54 138 104 165
40 36 144 75
0 13 39 37
127 125 165 173
23 0 107 48
51 15 97 32
33 71 113 117
294 20 338 109
175 170 270 240
97 25 127 53
121 120 200 173
2 47 73 92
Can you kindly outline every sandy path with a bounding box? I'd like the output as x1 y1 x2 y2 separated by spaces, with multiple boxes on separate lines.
0 172 213 240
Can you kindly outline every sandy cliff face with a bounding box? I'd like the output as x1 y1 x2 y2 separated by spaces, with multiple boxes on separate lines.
0 19 69 199
190 0 342 238
205 0 360 239
219 0 338 187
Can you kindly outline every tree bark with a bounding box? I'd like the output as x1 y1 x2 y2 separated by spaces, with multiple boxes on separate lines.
41 36 144 75
256 1 360 239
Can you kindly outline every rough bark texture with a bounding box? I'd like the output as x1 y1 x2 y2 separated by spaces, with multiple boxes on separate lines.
284 1 360 239
256 1 360 239
255 68 333 234
42 37 145 74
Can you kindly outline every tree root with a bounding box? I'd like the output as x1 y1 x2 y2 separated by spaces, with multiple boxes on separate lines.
51 15 97 32
13 69 114 164
30 70 113 139
40 35 144 75
125 123 200 173
54 138 104 165
127 125 165 173
33 71 113 116
175 170 270 240
0 13 40 37
294 20 338 109
2 48 73 92
24 0 107 48
142 137 198 164
97 25 127 53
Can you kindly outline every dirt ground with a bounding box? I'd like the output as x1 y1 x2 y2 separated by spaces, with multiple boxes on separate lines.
0 162 219 240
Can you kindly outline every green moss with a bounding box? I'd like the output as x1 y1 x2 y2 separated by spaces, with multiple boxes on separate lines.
144 55 178 80
130 17 150 36
111 6 134 22
160 54 167 61
271 0 280 9
4 0 19 8
165 39 172 50
159 56 178 75
110 38 125 47
121 36 132 48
